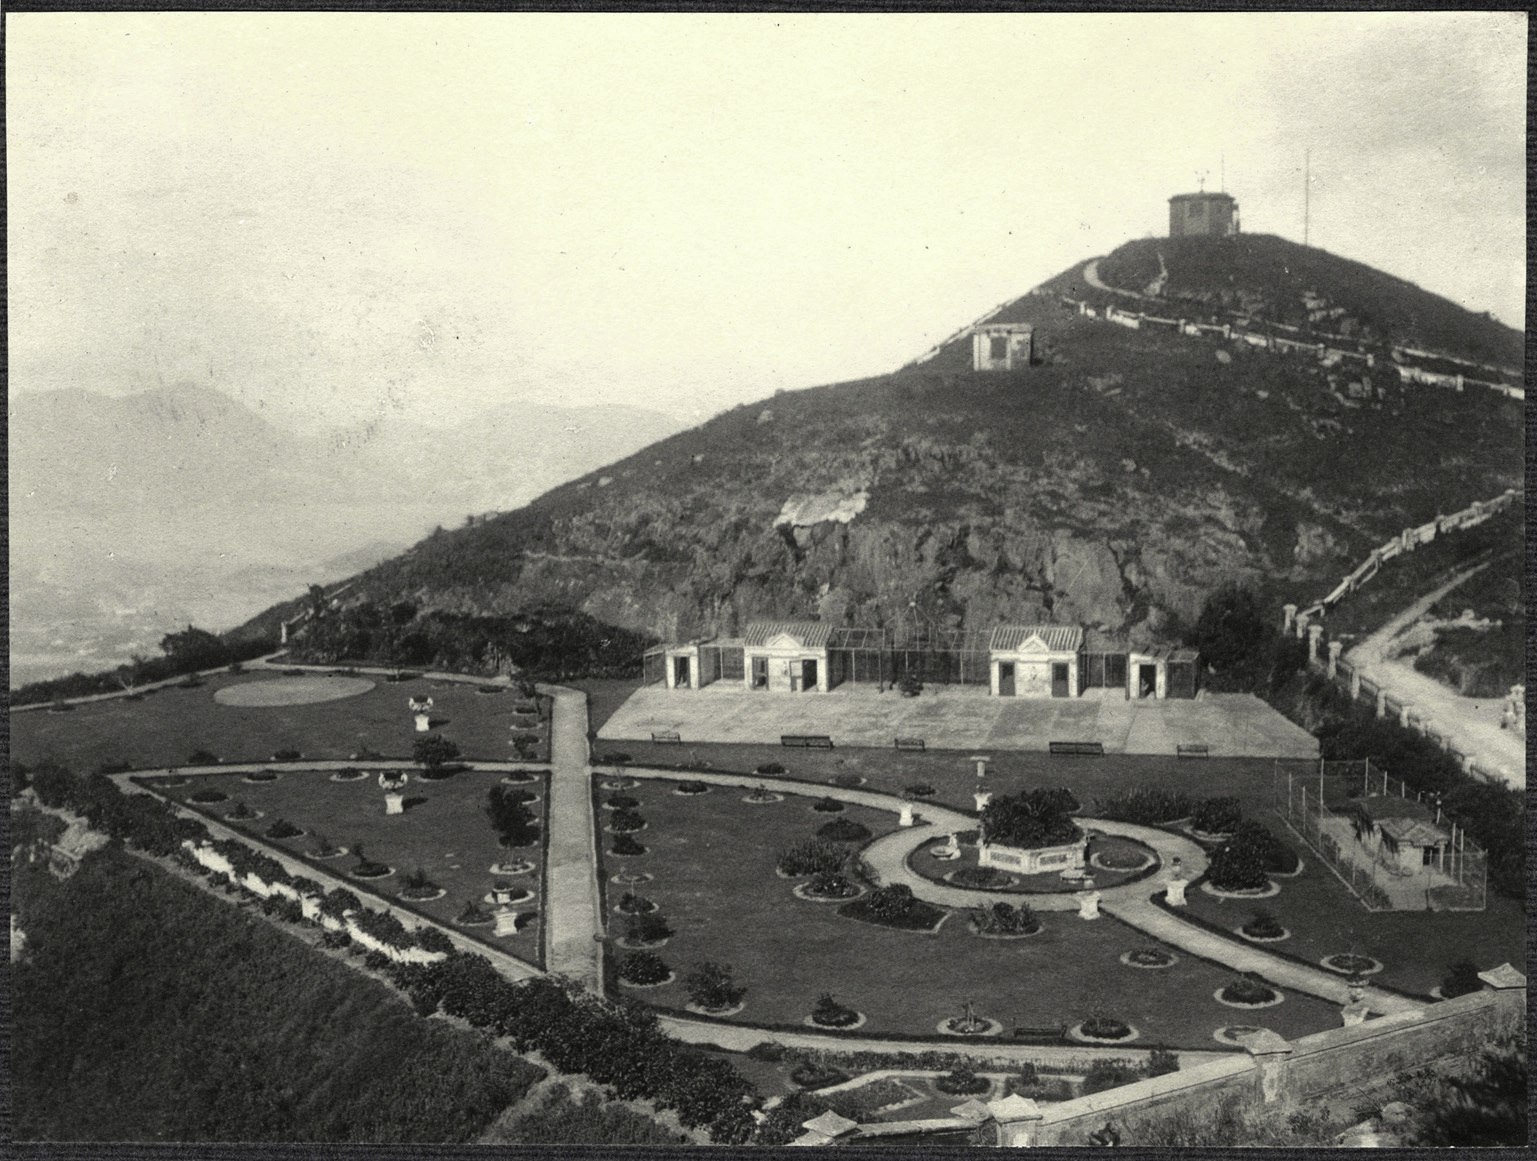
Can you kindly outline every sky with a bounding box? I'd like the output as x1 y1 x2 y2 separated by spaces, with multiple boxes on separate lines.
7 11 1526 431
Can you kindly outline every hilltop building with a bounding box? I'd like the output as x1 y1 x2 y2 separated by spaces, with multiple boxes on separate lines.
1169 191 1239 238
971 322 1034 371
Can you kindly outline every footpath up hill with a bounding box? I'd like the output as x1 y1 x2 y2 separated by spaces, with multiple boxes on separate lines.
241 237 1521 670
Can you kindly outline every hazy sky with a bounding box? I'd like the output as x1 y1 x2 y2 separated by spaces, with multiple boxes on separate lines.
8 11 1526 430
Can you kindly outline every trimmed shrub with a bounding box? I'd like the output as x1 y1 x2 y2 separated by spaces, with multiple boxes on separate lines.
684 961 746 1011
790 1060 849 1089
608 809 646 834
618 951 670 986
831 773 863 789
810 993 860 1028
616 892 656 915
755 763 786 776
972 900 1040 935
1220 975 1278 1005
1242 910 1285 939
1092 787 1193 825
804 871 856 898
609 834 647 856
841 884 947 931
265 819 303 840
816 818 872 843
980 789 1081 849
606 794 639 810
675 781 709 795
1079 1015 1132 1040
1192 797 1243 835
812 796 845 813
906 783 937 798
1209 825 1279 892
935 1066 989 1096
189 789 228 804
487 786 541 848
624 912 673 946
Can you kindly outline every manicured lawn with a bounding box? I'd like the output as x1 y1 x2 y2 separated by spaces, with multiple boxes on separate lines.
11 671 549 772
141 766 547 967
595 781 1341 1049
1176 847 1524 999
593 739 1284 828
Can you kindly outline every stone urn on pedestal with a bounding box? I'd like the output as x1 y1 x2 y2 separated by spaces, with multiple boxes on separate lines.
409 696 434 733
380 771 409 815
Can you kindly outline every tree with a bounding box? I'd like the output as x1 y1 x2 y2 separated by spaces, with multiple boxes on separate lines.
1190 583 1270 687
159 625 228 671
486 785 540 848
413 734 461 770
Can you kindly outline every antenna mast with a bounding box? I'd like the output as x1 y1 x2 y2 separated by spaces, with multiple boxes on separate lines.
1304 149 1310 247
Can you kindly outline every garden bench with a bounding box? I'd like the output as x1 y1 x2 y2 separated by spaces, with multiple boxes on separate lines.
1011 1023 1068 1041
1176 744 1211 759
650 730 682 744
781 734 835 750
893 736 926 752
1048 741 1104 756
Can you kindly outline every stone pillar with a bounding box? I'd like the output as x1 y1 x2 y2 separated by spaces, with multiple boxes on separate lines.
971 755 990 780
1076 890 1101 920
493 909 521 937
1399 703 1412 729
414 712 431 733
1165 877 1189 907
1245 1030 1294 1105
1327 640 1342 679
1340 998 1371 1026
1376 689 1389 719
898 803 915 828
1307 624 1324 667
1350 668 1362 701
280 620 289 645
1294 610 1310 640
1461 754 1477 776
384 793 405 815
1282 604 1298 634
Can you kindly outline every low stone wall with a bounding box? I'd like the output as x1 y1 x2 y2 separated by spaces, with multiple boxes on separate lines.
991 985 1523 1147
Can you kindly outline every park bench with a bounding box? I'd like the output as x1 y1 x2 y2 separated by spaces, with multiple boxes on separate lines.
1176 744 1211 759
1048 741 1104 756
781 734 835 750
894 736 927 752
1011 1023 1068 1041
650 730 682 745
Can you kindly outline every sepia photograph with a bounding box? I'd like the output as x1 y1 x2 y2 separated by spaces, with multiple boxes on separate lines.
7 8 1527 1150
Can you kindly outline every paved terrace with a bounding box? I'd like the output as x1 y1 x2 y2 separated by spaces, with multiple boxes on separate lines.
600 684 1318 759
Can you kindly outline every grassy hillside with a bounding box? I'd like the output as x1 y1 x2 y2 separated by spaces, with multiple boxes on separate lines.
224 236 1520 675
1094 234 1522 369
12 840 543 1142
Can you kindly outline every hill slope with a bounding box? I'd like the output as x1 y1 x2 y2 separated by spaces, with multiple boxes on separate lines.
258 237 1522 669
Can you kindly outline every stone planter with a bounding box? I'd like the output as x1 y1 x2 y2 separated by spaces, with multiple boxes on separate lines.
349 864 396 880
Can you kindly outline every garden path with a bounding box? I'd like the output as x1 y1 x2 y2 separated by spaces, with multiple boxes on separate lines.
1098 898 1427 1017
540 685 605 993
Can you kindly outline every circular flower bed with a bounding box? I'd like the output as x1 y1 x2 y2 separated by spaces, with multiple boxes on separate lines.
790 1061 848 1089
610 871 653 886
1238 921 1291 944
743 789 785 804
226 804 264 821
830 773 866 789
190 790 229 804
477 685 503 695
755 763 787 776
937 1015 1002 1037
265 820 305 841
349 861 395 880
817 818 873 843
1213 1025 1268 1046
487 886 535 906
1200 879 1280 900
614 892 657 915
906 783 937 798
1120 947 1178 970
1321 953 1384 976
608 835 648 857
806 997 865 1030
400 885 447 902
490 858 536 875
329 768 369 782
607 809 647 834
1070 1018 1139 1043
792 875 865 903
674 781 710 795
243 771 280 784
811 797 846 814
685 1000 745 1017
617 951 673 988
605 794 639 811
311 843 348 860
601 777 639 791
499 772 538 785
1216 977 1284 1009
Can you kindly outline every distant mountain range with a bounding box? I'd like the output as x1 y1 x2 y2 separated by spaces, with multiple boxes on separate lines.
8 384 682 685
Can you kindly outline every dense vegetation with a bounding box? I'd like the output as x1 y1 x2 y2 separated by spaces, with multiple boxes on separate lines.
290 600 652 679
484 1082 689 1145
979 787 1081 849
12 846 542 1142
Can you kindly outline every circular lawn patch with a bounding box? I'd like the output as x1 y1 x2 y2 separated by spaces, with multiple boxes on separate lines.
214 675 376 706
1120 948 1178 970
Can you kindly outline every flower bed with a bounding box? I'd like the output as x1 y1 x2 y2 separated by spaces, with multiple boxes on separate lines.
937 1015 1002 1037
816 818 873 844
790 1061 849 1090
934 1066 991 1095
948 866 1016 890
190 789 229 804
1071 1017 1138 1043
608 835 649 857
615 891 657 915
743 788 785 804
792 873 864 903
811 796 846 814
1216 976 1284 1008
329 768 369 782
674 781 710 796
265 819 305 841
807 994 864 1029
491 858 536 875
837 884 947 932
1120 947 1178 970
243 771 280 784
618 951 673 987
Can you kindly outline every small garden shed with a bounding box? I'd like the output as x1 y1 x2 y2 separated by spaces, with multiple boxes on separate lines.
1350 796 1452 876
971 322 1034 371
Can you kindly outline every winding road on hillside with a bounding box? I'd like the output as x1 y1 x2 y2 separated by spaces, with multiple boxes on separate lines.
1343 559 1525 789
